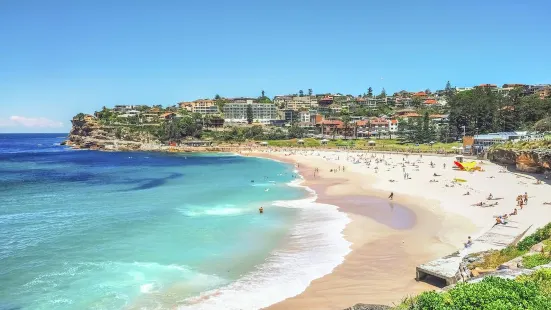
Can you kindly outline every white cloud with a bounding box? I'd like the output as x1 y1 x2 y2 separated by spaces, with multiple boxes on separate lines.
0 116 64 128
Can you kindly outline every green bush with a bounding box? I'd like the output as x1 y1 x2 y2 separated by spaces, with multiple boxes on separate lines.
523 254 551 269
397 276 551 309
518 268 551 295
517 223 551 251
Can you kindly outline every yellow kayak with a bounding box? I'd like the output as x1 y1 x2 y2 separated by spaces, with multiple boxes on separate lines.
454 178 467 183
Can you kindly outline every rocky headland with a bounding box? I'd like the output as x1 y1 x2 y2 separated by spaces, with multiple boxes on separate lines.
488 142 551 174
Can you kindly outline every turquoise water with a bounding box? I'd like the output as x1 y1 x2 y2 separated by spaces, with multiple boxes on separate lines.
0 134 309 310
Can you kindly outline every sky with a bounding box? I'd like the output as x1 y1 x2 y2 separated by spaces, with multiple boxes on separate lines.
1 0 550 133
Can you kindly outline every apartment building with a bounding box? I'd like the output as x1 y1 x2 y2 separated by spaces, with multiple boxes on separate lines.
179 100 219 115
223 101 278 124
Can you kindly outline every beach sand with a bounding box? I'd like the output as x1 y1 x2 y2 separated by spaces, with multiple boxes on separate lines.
250 149 551 309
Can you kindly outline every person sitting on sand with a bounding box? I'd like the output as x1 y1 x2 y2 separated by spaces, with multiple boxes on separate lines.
495 217 502 225
487 193 494 200
433 173 441 177
464 191 470 196
472 202 484 207
464 236 473 248
510 208 518 216
544 202 551 205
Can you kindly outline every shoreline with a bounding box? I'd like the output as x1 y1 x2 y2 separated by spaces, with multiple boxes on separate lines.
175 154 351 310
252 152 470 309
247 149 551 309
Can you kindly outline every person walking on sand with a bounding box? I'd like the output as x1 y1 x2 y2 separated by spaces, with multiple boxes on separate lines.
524 192 528 205
388 192 394 200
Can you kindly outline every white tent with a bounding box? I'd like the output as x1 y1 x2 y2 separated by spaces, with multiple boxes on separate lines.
297 139 305 144
321 139 329 144
368 140 376 146
260 141 268 146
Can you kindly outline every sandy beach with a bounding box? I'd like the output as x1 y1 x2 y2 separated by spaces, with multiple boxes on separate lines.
248 149 551 309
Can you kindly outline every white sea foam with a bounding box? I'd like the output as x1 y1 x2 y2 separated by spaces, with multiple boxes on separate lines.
140 282 155 293
178 182 351 310
177 204 246 217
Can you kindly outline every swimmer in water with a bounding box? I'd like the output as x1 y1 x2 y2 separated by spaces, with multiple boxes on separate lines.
259 207 264 214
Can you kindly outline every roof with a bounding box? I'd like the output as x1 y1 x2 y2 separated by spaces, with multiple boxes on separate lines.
356 120 368 126
424 99 437 105
320 120 343 126
391 119 398 124
413 91 427 97
161 112 175 118
402 112 421 117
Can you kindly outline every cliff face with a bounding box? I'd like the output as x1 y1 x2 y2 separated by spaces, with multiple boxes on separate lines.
66 117 160 151
488 148 551 173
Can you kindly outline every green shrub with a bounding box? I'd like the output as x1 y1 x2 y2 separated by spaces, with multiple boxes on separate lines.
518 268 551 295
517 223 551 251
523 254 551 268
470 247 526 269
397 276 551 309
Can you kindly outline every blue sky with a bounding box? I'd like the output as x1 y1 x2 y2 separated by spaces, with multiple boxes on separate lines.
1 0 550 132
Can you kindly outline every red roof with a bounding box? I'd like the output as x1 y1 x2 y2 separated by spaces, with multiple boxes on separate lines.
356 120 368 126
391 119 398 124
424 99 437 105
161 112 175 118
321 120 343 126
413 92 427 97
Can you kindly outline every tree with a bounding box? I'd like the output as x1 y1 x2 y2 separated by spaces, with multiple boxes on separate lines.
261 90 265 98
246 104 253 124
377 88 387 99
288 125 306 139
74 113 86 121
367 87 373 98
534 117 551 132
308 88 313 96
299 89 304 97
214 94 221 100
341 112 352 140
425 89 431 95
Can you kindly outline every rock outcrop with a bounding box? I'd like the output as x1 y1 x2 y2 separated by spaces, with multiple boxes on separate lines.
66 116 160 151
488 147 551 173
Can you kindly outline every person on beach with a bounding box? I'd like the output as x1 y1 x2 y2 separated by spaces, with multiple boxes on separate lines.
259 207 264 214
523 192 528 205
464 236 473 248
510 208 518 216
487 193 493 200
388 192 394 200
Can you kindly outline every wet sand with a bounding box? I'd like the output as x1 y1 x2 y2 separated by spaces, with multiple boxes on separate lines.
253 152 476 309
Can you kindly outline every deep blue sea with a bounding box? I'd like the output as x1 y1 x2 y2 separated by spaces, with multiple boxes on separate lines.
0 134 350 310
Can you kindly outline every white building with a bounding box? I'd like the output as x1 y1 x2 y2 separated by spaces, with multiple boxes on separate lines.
388 119 398 132
223 101 279 125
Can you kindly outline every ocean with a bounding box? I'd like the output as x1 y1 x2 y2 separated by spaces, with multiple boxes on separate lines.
0 134 350 310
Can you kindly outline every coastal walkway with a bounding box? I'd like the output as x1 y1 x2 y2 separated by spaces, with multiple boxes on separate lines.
416 220 532 286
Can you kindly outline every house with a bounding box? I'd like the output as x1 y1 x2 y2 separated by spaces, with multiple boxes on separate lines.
456 87 473 92
423 99 438 106
179 99 219 115
389 119 399 132
412 91 428 98
161 112 176 120
318 96 334 105
317 119 354 136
